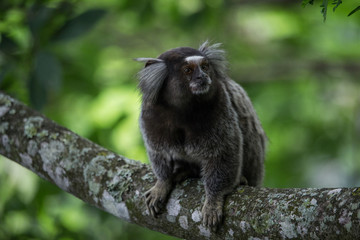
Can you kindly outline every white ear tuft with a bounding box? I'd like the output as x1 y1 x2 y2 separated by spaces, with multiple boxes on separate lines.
137 60 168 103
134 58 163 63
198 40 227 77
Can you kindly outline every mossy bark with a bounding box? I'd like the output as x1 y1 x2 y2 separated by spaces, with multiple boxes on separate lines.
1 92 359 239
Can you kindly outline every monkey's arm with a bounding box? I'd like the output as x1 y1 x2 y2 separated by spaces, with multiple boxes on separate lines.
201 152 243 227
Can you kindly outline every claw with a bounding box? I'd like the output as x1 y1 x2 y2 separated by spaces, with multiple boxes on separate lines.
201 198 224 229
212 214 217 227
145 196 150 205
154 204 160 214
144 180 173 218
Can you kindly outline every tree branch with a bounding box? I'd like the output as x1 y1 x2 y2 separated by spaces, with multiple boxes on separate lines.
0 92 359 239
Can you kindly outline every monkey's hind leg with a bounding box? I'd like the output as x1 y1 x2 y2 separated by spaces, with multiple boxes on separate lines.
145 179 173 217
145 151 175 217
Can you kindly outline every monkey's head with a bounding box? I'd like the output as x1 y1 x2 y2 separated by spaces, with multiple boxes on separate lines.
136 41 227 106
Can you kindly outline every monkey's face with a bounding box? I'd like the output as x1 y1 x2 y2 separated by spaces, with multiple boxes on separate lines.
181 56 212 95
157 47 214 97
136 44 224 105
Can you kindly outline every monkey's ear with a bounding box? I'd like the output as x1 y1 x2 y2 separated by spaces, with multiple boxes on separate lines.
199 40 228 77
136 58 168 103
134 58 164 67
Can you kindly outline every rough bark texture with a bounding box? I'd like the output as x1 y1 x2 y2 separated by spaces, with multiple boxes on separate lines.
0 92 359 239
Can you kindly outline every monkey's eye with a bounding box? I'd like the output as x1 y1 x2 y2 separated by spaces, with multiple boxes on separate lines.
201 63 209 71
183 67 193 74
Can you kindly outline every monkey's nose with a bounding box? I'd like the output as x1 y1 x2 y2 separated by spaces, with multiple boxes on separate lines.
195 78 207 87
198 77 211 86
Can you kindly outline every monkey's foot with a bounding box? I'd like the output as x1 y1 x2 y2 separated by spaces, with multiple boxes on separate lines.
201 198 224 228
145 180 172 217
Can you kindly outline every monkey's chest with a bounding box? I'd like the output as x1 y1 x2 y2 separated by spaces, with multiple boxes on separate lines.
144 119 207 151
141 108 219 160
147 123 186 147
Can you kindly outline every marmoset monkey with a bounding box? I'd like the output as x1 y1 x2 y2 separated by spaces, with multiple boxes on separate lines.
136 41 266 228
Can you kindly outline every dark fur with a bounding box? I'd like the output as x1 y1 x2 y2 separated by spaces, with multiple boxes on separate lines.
136 41 266 228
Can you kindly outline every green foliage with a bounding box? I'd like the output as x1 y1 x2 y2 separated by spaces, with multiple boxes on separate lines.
321 0 328 21
302 0 315 7
29 50 62 110
348 5 360 16
1 0 360 239
332 0 343 11
302 0 359 21
0 0 106 110
52 9 107 42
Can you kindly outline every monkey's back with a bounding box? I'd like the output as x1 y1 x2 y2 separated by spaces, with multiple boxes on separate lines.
222 78 266 186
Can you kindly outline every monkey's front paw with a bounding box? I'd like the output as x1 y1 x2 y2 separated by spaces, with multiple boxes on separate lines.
145 181 172 217
201 199 224 228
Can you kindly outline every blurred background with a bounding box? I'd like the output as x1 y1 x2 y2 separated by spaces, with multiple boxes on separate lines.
1 0 359 239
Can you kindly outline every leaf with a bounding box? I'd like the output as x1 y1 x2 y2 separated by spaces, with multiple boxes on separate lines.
28 71 47 110
28 51 63 110
302 0 315 7
27 5 54 37
332 0 342 12
0 63 11 85
320 0 328 22
51 9 106 43
348 6 360 16
0 34 18 55
35 51 62 91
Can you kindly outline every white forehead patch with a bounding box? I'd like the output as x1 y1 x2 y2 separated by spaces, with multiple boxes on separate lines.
185 55 204 64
